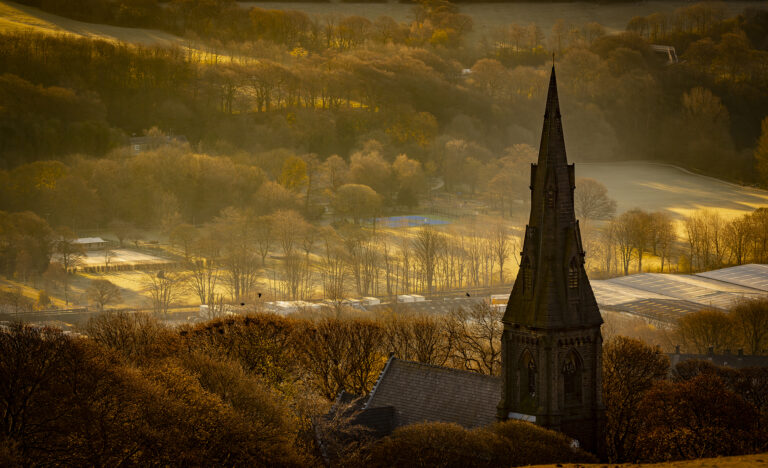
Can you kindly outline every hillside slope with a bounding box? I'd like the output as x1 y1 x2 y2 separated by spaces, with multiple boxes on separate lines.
0 0 182 46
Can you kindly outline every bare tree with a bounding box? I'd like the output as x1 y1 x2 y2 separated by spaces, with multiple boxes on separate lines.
103 244 114 270
628 209 652 273
343 230 379 297
213 208 260 302
574 178 617 227
272 209 309 257
610 213 635 276
683 209 726 272
253 215 273 266
490 224 513 284
445 302 503 375
283 253 311 300
731 298 768 355
649 211 676 272
143 270 185 317
319 235 347 314
725 214 751 265
187 231 221 305
53 228 85 305
87 279 122 311
413 226 445 294
383 314 451 366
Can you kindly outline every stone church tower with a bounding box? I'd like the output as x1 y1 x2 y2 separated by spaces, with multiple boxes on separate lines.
497 66 604 453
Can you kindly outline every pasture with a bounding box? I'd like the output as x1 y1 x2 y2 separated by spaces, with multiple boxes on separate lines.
579 162 768 220
0 1 182 45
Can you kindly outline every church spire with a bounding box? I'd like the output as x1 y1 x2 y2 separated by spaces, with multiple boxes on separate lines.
503 65 601 330
498 67 605 454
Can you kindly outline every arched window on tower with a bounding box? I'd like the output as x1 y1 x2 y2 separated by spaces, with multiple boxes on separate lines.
568 258 579 289
520 350 537 399
562 350 582 404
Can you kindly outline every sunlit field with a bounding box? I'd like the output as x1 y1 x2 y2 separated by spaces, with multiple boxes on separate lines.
580 161 768 220
0 0 182 45
0 1 247 64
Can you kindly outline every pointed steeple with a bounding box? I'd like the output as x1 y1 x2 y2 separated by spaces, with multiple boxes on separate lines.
503 66 601 330
498 68 605 455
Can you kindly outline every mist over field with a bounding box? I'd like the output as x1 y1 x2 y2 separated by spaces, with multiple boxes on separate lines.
2 0 768 466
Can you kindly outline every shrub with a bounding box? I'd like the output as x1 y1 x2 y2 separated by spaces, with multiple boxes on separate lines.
361 421 595 468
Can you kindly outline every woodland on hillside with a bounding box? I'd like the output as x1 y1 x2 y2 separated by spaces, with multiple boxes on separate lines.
1 1 768 177
1 1 768 305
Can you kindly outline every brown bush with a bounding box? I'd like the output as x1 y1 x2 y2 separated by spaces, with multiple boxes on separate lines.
360 421 595 468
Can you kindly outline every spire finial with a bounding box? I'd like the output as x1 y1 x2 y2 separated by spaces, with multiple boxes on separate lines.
552 52 555 68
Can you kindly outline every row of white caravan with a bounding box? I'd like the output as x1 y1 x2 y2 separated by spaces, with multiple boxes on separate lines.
396 294 426 303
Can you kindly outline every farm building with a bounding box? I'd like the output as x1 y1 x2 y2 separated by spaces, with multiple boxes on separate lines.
72 237 108 250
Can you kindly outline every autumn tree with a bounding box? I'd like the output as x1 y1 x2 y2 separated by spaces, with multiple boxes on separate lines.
602 336 669 462
675 308 740 354
332 184 382 225
731 297 768 355
637 374 759 461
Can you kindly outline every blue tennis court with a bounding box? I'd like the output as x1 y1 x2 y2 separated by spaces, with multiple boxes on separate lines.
376 215 451 228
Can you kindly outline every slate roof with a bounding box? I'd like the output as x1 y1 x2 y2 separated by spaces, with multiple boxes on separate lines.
668 351 768 370
73 237 107 244
364 357 501 429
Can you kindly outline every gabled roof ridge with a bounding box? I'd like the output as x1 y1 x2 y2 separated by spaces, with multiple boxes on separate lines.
364 355 397 409
387 357 500 381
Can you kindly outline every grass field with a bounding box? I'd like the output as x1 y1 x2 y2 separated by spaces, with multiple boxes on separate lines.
0 1 183 45
0 1 246 65
579 161 768 221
